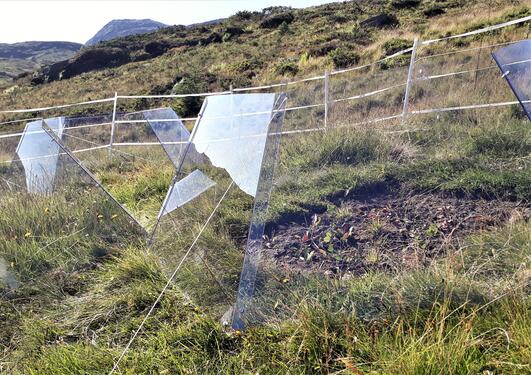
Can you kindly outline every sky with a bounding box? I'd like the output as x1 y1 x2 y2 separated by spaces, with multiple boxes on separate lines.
0 0 342 44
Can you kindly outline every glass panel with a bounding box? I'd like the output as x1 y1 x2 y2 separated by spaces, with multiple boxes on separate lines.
160 169 216 217
492 39 531 121
149 93 287 327
232 97 288 329
63 114 112 152
56 108 189 229
15 118 64 194
143 107 194 168
193 93 276 196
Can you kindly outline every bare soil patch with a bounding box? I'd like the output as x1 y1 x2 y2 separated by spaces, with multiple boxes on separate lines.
265 192 530 276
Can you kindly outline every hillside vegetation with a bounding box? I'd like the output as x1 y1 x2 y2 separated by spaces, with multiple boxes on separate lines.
2 0 529 120
0 0 530 374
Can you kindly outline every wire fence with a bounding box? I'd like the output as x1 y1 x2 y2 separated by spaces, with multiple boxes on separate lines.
0 14 529 153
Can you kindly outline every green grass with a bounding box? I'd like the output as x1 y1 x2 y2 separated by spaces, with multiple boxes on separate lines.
5 107 528 374
396 158 531 199
1 99 529 373
99 159 175 228
0 190 142 286
4 221 528 374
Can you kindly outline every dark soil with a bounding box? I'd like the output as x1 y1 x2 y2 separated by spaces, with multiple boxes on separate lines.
265 192 530 276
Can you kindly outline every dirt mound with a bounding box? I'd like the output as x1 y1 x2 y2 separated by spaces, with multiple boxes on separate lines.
265 193 530 276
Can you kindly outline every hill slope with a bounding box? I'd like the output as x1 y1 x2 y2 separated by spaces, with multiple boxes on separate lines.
0 41 82 60
2 0 529 114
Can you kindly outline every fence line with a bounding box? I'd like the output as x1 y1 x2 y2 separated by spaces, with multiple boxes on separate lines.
415 58 531 83
0 98 114 114
1 144 108 165
0 121 113 140
4 92 528 164
116 90 231 99
420 15 531 46
505 57 531 67
0 94 526 143
0 117 43 126
415 39 525 61
329 47 414 76
333 83 407 103
0 113 404 164
411 99 530 114
233 74 325 91
417 65 498 81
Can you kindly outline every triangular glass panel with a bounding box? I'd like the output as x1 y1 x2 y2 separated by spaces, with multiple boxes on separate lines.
141 107 199 168
159 169 216 218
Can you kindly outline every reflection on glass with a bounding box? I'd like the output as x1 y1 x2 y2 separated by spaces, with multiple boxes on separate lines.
492 39 531 120
16 118 64 194
62 114 113 151
160 169 216 217
193 94 277 196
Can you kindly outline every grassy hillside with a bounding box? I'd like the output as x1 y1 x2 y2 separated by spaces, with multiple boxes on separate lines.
0 0 530 374
1 0 529 120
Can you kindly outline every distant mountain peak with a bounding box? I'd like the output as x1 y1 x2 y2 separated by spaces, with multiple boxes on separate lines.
85 19 167 46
